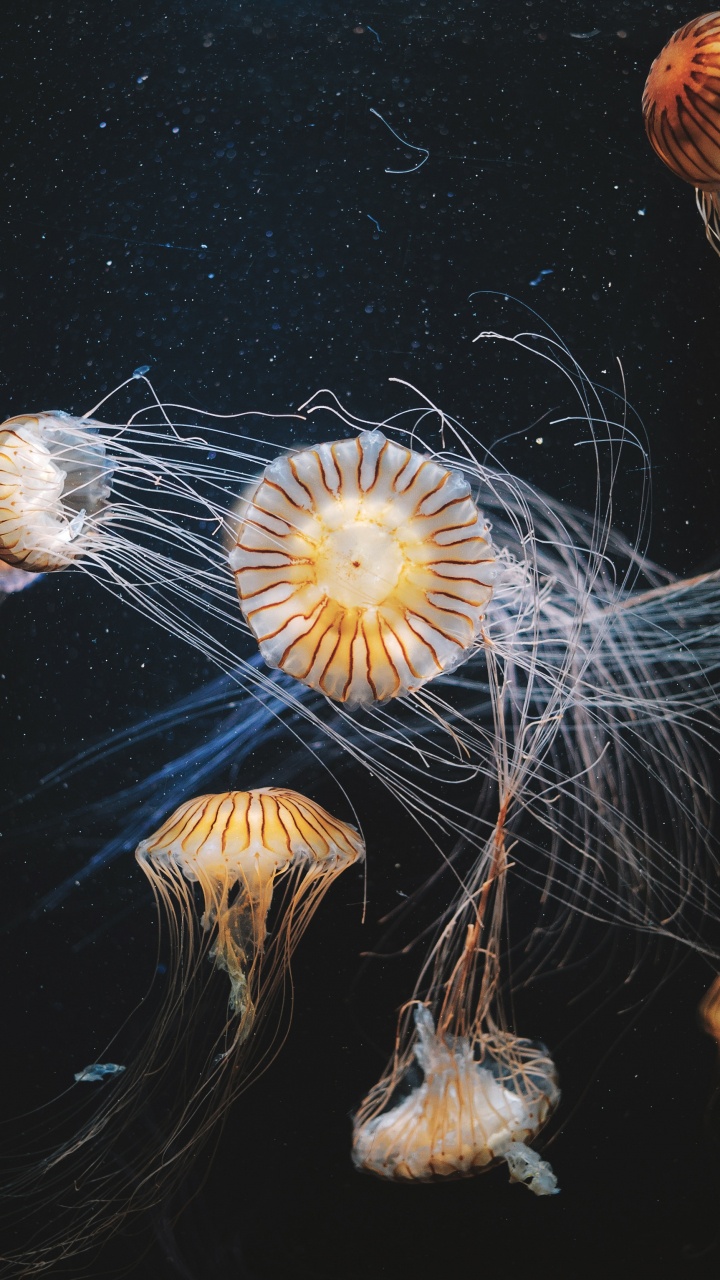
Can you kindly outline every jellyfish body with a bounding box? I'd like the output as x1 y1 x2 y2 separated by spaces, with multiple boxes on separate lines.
136 787 364 1029
0 787 362 1274
642 12 720 254
229 429 496 703
0 412 113 571
352 782 561 1196
352 1005 559 1193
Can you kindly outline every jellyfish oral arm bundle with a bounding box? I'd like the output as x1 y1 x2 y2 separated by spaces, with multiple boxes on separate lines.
503 1143 558 1195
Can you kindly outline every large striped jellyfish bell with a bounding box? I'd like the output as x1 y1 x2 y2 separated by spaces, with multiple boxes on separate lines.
642 12 720 254
229 430 496 704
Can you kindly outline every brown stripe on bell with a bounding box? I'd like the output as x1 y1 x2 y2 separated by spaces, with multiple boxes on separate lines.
228 430 496 704
642 11 720 255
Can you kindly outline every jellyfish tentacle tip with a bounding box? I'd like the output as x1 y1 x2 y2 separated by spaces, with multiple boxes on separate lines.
504 1140 559 1196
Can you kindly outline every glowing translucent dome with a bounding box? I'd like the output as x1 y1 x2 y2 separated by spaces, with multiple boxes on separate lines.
0 412 112 572
229 430 496 704
352 1006 559 1194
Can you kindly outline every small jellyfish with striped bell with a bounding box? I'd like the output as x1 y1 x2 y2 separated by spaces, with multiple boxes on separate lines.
642 11 720 255
136 786 365 1037
1 787 363 1275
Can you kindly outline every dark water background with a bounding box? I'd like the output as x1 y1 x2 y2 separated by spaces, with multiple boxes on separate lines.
2 1 720 1276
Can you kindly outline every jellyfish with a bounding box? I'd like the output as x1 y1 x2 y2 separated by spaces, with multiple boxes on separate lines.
0 404 236 669
642 11 720 255
0 787 363 1275
0 394 307 677
349 620 564 1193
352 1004 559 1193
0 411 113 571
136 787 364 1031
349 700 562 1195
230 431 496 703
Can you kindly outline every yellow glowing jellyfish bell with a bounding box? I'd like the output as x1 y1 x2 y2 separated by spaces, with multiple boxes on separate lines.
0 412 112 571
229 430 496 704
642 12 720 254
352 1005 559 1194
136 787 364 1031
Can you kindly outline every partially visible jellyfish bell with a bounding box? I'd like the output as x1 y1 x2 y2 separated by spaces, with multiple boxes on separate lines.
352 1005 559 1194
136 787 364 1030
229 429 496 704
642 12 720 254
0 412 112 571
699 975 720 1047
